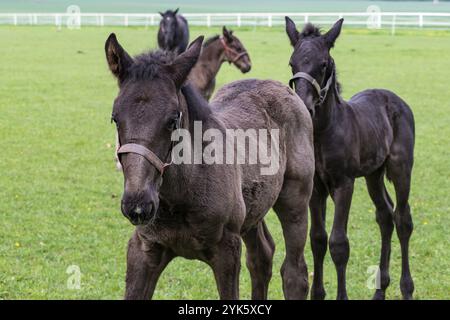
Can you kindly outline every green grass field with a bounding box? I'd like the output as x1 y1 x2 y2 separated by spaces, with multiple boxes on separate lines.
0 24 449 299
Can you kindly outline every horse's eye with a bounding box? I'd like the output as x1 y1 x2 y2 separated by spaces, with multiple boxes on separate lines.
167 117 178 131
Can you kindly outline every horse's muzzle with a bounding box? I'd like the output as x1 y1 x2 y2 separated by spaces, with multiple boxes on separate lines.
241 64 251 73
121 191 158 225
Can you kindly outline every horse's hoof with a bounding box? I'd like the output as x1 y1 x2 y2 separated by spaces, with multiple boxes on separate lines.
402 294 414 300
372 290 386 300
336 293 349 300
311 287 326 300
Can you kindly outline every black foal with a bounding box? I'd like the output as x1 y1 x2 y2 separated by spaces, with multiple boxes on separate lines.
285 17 415 300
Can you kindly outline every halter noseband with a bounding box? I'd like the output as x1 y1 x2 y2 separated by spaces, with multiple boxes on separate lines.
220 36 248 63
289 69 335 106
116 112 183 176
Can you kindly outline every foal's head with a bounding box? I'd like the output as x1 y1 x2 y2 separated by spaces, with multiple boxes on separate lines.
159 9 180 44
220 26 251 73
105 33 203 225
285 17 343 115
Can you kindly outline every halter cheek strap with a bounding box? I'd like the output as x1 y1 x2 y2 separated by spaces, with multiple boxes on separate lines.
289 69 335 105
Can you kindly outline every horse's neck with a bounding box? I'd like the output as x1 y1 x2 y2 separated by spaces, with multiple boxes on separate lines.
159 86 213 202
193 40 226 86
313 76 345 134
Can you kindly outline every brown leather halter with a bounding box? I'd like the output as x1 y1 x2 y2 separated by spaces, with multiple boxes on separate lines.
116 112 182 176
289 69 335 106
220 36 248 63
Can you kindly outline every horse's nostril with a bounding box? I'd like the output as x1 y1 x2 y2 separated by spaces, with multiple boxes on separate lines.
121 189 158 225
134 206 143 215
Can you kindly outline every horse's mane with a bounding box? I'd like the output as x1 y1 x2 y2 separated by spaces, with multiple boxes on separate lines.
127 49 211 122
203 35 220 48
127 50 176 81
181 83 212 124
300 23 322 39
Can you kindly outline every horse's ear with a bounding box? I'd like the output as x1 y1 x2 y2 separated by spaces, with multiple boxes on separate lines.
174 8 179 15
285 16 300 47
223 26 233 41
324 18 344 48
105 33 133 84
169 36 204 88
159 12 164 17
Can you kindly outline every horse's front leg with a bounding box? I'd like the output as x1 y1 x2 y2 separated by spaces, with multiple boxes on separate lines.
309 174 329 300
329 179 354 300
124 231 173 300
207 231 242 300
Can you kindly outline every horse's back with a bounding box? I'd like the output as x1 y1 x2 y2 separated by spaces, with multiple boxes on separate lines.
347 88 415 171
212 79 314 179
349 89 414 129
212 79 311 131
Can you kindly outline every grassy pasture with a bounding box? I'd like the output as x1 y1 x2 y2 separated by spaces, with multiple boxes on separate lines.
0 25 449 299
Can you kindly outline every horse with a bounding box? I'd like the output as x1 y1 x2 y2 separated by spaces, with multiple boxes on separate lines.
105 33 315 299
113 27 251 170
285 17 415 300
189 26 251 100
157 8 189 54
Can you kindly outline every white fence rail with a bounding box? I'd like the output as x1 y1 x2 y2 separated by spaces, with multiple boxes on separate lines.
1 12 450 29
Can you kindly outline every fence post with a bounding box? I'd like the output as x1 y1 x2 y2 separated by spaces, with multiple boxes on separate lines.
237 14 241 27
100 14 104 26
151 14 154 26
124 14 128 27
419 14 424 28
268 14 272 27
207 14 211 27
13 14 17 26
304 14 309 23
391 14 396 36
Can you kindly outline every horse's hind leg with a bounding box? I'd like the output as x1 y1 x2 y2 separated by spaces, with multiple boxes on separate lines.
365 167 395 300
387 154 415 299
273 178 311 300
124 231 173 300
309 174 329 300
243 220 275 299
